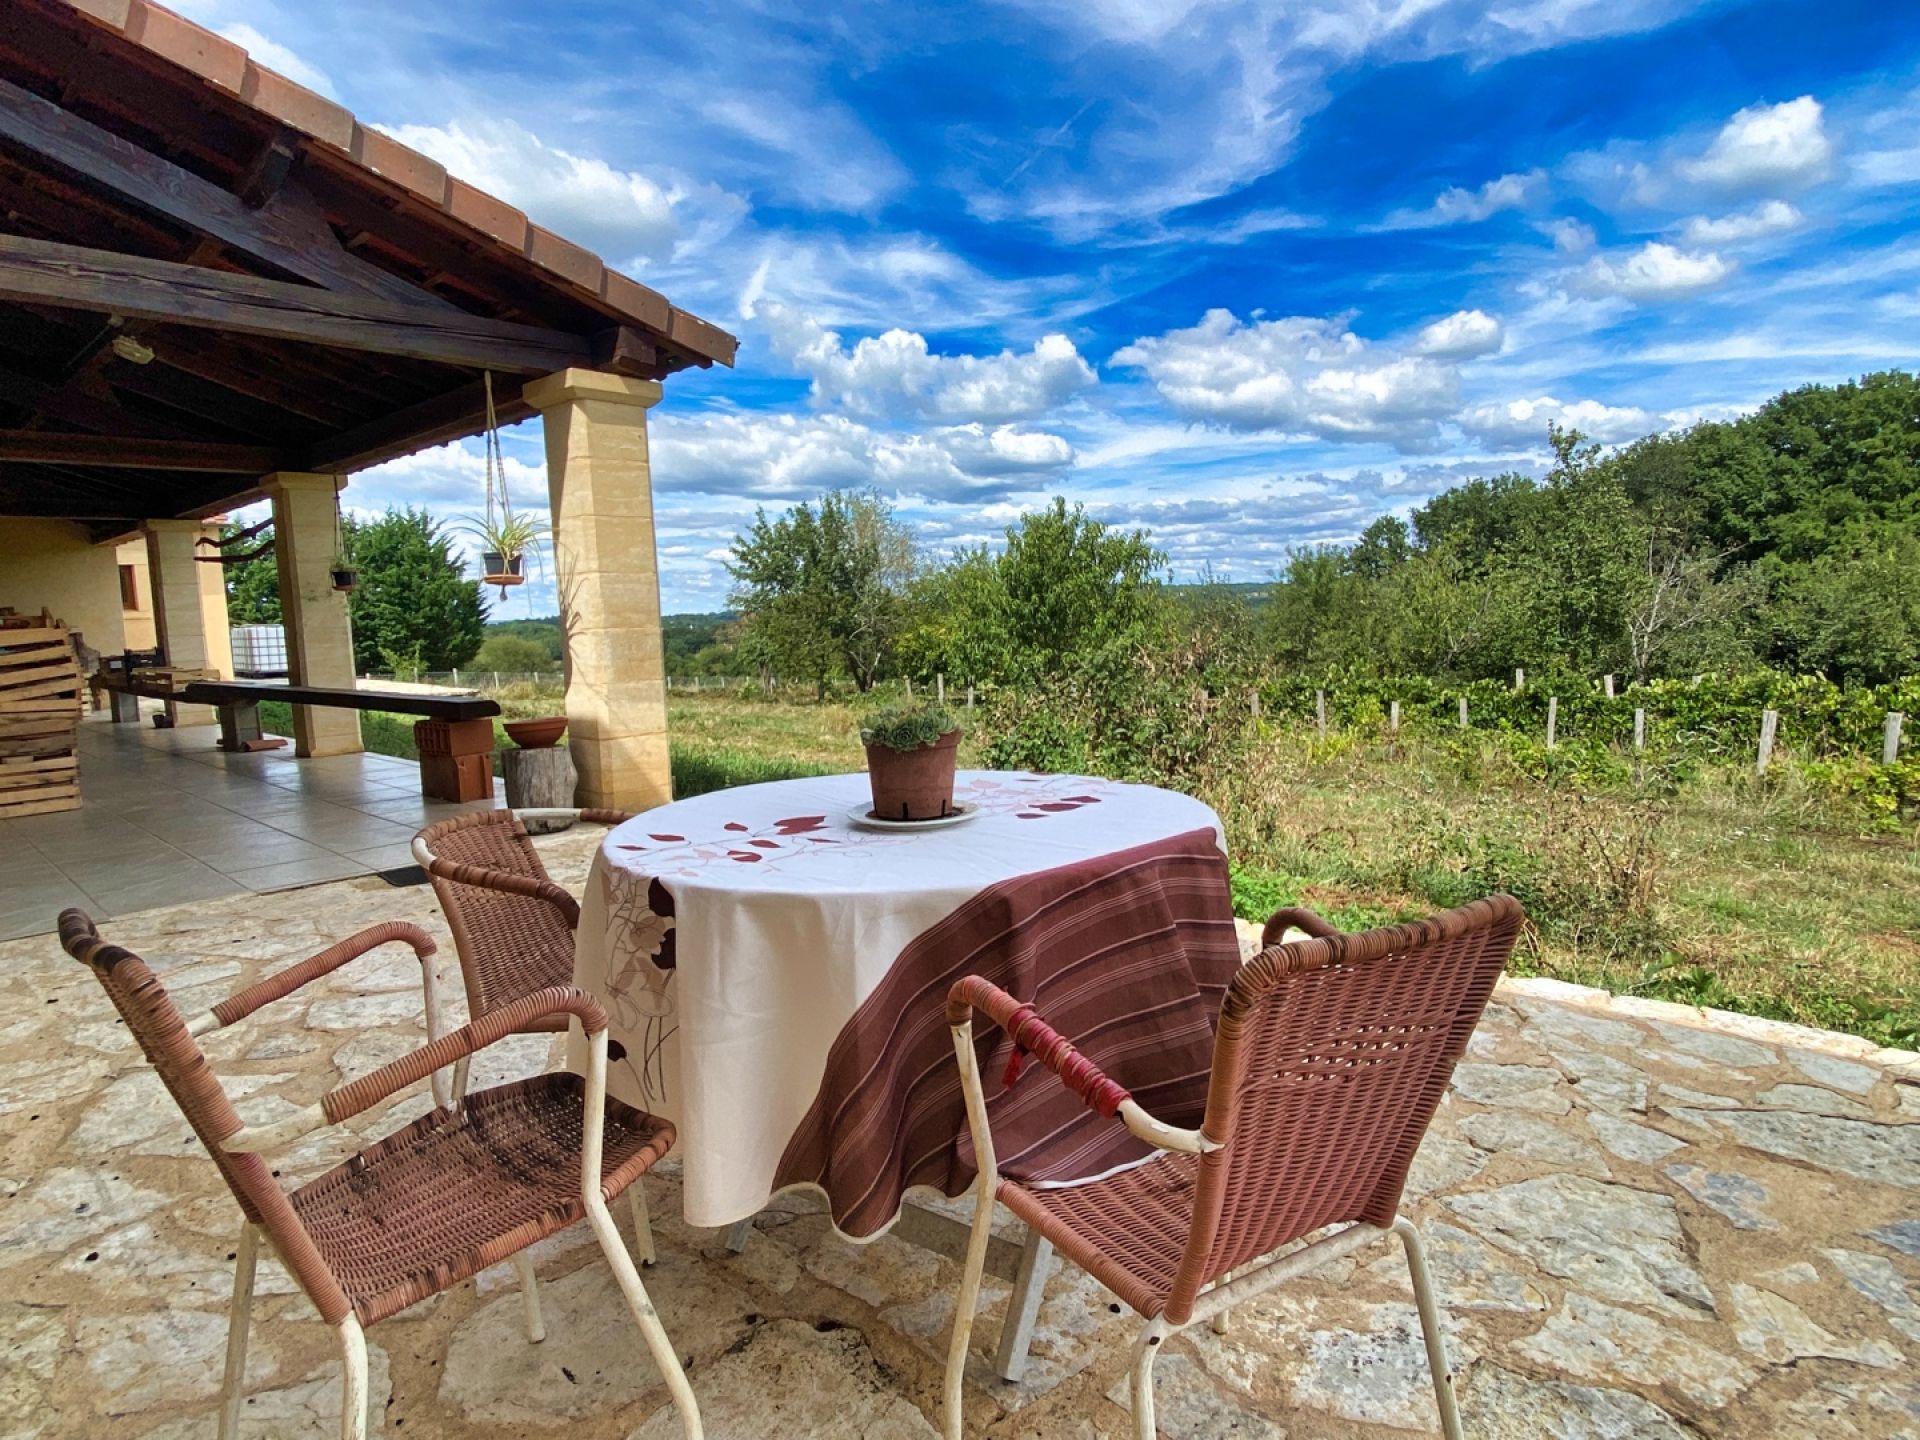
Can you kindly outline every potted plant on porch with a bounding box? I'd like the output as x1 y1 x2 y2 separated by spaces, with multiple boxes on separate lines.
860 699 963 820
328 551 357 593
462 509 549 594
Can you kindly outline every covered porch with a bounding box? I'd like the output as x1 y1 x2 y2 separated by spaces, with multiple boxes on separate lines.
0 0 735 877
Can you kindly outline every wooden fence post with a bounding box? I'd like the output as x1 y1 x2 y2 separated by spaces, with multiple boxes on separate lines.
1603 674 1615 698
1757 709 1779 774
1250 692 1261 719
1458 696 1469 729
1546 696 1558 750
1315 689 1327 740
1886 712 1905 764
936 673 945 704
966 684 975 711
1389 700 1401 734
905 677 913 698
1633 708 1646 752
1514 668 1525 691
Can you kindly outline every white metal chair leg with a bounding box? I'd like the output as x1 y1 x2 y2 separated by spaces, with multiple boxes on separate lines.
631 1182 658 1266
943 1178 998 1439
1210 1267 1234 1335
1394 1217 1464 1440
217 1223 259 1440
337 1316 369 1440
510 1251 547 1343
1128 1317 1171 1440
588 1194 703 1440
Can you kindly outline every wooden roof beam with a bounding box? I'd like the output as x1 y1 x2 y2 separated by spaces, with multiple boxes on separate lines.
0 75 439 307
0 234 594 373
0 430 281 471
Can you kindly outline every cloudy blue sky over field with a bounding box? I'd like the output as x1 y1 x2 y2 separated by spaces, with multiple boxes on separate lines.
196 0 1920 614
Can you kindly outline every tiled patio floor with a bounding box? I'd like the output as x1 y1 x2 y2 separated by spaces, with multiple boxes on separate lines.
0 708 497 941
2 831 1916 1438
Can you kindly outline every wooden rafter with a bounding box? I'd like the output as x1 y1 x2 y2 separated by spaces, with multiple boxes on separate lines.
0 75 431 306
0 235 595 372
0 430 280 471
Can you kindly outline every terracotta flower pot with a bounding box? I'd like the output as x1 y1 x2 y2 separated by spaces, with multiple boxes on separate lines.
503 716 567 748
864 728 961 821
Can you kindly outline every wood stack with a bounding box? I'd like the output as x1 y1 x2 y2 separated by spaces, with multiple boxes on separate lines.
0 608 85 817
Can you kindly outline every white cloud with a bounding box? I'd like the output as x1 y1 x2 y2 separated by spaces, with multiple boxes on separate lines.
1681 96 1834 193
1678 200 1804 246
1412 309 1504 359
378 118 745 265
1111 310 1462 452
1384 170 1544 229
1457 396 1658 447
760 307 1097 424
1546 218 1597 253
218 23 336 99
647 412 1075 503
1578 241 1734 301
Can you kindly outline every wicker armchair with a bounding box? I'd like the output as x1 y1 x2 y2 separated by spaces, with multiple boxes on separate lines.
942 894 1524 1440
57 909 702 1440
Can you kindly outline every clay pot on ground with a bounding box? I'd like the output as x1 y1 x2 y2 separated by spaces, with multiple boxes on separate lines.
864 728 961 820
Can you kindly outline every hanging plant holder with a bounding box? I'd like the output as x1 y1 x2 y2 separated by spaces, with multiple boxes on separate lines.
482 552 524 589
463 372 548 603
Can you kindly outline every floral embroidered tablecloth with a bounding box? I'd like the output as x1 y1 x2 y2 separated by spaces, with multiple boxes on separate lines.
569 769 1240 1236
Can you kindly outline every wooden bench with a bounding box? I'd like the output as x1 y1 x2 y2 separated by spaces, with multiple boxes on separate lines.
179 681 503 801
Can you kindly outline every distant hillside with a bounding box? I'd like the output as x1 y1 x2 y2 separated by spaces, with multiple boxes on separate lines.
486 612 738 671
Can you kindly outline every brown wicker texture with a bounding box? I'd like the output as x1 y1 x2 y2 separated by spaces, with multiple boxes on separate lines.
296 1071 670 1325
416 808 631 1033
980 894 1523 1325
56 908 672 1330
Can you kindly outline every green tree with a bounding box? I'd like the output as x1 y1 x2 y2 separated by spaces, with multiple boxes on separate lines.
344 509 487 673
727 489 916 695
470 633 558 674
221 520 281 623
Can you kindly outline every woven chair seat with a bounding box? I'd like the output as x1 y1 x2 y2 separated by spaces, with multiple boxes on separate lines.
998 1152 1202 1320
292 1073 671 1326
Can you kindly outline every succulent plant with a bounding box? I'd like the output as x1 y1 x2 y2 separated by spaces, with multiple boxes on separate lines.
860 700 962 753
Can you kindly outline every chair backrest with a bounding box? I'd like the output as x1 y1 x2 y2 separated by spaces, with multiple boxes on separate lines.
57 910 353 1325
417 809 576 1017
1165 894 1523 1322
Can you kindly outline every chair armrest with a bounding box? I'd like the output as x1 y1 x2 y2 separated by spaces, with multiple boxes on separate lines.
322 985 607 1125
1262 906 1339 947
223 986 609 1152
947 976 1131 1118
202 922 437 1031
421 854 581 929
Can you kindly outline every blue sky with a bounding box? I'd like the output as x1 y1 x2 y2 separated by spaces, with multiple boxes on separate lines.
196 0 1920 616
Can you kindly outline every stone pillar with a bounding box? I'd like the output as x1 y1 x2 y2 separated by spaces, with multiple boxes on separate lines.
143 519 223 726
523 368 670 811
262 472 362 757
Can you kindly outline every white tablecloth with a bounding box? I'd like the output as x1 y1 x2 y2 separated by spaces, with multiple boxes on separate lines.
570 770 1237 1233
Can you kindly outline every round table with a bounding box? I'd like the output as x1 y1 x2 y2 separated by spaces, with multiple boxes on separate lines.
569 769 1241 1236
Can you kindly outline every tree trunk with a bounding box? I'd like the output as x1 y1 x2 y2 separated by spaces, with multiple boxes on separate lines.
502 745 576 829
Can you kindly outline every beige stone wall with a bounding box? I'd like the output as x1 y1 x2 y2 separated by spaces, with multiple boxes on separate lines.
114 539 157 650
0 517 127 657
263 473 362 757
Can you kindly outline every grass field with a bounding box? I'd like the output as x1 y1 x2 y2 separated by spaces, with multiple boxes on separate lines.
266 689 1919 1048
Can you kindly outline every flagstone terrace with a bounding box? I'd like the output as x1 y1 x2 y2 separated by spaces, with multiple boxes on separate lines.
3 824 1915 1439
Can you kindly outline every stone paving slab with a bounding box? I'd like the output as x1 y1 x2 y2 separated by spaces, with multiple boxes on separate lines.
0 836 1916 1438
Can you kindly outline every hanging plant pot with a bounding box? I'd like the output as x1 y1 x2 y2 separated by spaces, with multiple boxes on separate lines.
329 566 358 593
481 551 525 587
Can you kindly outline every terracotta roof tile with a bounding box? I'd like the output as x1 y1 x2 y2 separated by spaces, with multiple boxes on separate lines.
600 270 672 334
123 0 246 93
51 0 736 366
525 224 602 292
349 125 449 205
446 178 529 250
240 63 353 150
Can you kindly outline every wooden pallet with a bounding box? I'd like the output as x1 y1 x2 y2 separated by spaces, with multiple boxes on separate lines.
0 609 83 815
